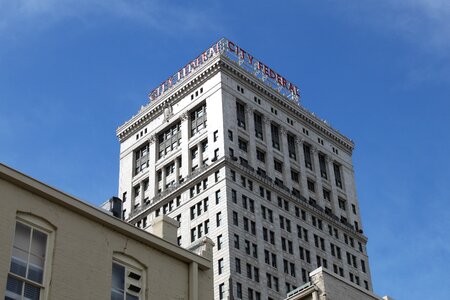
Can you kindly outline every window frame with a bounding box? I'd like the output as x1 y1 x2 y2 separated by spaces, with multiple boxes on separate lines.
6 213 55 300
111 253 146 300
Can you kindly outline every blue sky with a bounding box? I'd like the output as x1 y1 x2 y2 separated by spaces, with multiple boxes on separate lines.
1 1 449 298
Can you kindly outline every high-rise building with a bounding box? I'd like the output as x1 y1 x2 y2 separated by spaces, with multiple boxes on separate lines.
117 38 372 300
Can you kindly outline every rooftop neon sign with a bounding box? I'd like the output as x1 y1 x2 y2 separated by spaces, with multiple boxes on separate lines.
148 38 300 104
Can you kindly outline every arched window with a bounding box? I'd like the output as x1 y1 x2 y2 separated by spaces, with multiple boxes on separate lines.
5 213 55 300
111 253 145 300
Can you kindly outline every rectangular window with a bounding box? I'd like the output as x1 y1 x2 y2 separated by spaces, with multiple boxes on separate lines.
271 123 280 150
6 221 50 300
291 169 300 183
218 258 224 275
338 198 347 210
190 103 207 136
307 179 315 192
219 283 225 299
235 258 241 274
216 212 222 226
233 211 239 226
236 102 246 129
234 234 240 249
216 190 221 204
236 282 242 299
334 163 343 188
158 122 181 158
274 159 283 173
287 134 296 160
217 235 223 250
134 143 149 175
238 138 248 152
323 189 330 201
256 149 265 163
319 153 328 179
303 143 312 169
254 112 263 140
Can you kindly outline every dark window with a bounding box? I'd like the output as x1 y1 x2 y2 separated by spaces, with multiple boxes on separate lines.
319 153 328 179
238 138 248 152
256 149 265 162
291 169 299 183
190 103 207 136
135 143 149 175
158 122 181 158
236 102 246 129
271 123 280 150
287 134 296 160
334 163 343 188
303 143 312 169
228 130 234 141
274 159 283 172
307 179 315 192
254 113 263 140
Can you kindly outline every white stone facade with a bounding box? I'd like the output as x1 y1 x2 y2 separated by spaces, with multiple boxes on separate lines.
117 41 372 300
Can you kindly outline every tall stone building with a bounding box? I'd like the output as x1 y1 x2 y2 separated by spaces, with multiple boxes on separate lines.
117 38 372 300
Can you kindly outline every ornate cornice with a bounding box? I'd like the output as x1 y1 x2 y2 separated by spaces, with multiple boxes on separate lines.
219 55 354 154
116 58 222 141
117 54 355 154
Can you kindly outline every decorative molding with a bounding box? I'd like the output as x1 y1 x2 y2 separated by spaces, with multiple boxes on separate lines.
148 135 156 144
244 105 254 114
117 55 355 155
180 112 189 121
280 126 287 135
295 136 304 144
163 104 173 123
262 115 271 125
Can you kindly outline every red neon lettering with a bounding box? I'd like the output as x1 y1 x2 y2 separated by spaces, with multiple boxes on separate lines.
228 41 235 52
276 74 283 85
247 53 254 65
257 61 264 70
288 83 298 95
240 48 246 60
269 69 276 79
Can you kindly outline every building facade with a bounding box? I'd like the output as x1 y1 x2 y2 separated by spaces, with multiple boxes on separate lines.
0 163 213 300
285 267 392 300
117 38 372 300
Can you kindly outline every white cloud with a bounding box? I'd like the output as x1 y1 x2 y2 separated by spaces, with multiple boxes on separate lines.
0 0 219 38
333 0 450 83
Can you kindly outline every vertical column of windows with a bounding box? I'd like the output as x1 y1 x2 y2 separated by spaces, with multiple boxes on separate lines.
158 122 181 159
190 103 207 137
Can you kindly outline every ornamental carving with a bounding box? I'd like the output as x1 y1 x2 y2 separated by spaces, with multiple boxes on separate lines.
280 126 287 135
148 134 156 144
245 106 254 114
295 136 304 144
181 112 189 121
163 103 173 123
262 116 271 125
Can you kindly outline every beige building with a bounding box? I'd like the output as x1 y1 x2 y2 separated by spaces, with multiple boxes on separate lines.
0 163 213 300
285 267 393 300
